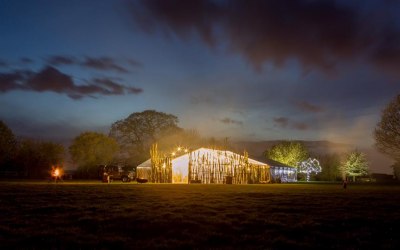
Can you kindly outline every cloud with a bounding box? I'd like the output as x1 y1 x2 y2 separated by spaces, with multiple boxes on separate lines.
82 57 129 73
296 101 323 113
220 117 243 126
26 67 77 93
273 117 289 128
47 56 78 66
127 59 143 67
292 122 309 131
0 71 28 92
273 116 309 131
92 78 143 94
0 66 143 99
132 0 400 74
47 55 143 72
370 30 400 76
20 57 34 64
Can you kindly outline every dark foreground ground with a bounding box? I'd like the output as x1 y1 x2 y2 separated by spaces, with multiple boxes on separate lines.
0 181 399 249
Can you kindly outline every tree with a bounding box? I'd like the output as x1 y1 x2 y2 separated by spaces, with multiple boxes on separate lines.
15 139 65 178
109 110 182 165
375 94 400 161
265 141 309 166
391 161 400 181
0 120 17 168
157 129 204 151
317 153 341 181
296 158 322 181
340 150 369 182
69 132 119 178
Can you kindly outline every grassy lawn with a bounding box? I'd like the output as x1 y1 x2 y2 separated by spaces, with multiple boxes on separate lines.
0 181 399 249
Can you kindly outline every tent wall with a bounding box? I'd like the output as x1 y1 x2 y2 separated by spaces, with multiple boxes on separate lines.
270 166 297 183
136 167 151 180
187 149 271 184
171 154 189 183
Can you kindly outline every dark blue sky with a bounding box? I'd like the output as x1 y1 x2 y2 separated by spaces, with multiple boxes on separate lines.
1 0 400 173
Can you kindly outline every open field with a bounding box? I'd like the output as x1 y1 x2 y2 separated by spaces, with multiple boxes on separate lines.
0 181 399 249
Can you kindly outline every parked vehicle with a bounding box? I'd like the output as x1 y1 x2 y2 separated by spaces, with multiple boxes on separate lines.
98 165 135 183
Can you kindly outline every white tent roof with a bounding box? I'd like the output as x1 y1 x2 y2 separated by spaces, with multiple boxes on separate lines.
137 159 151 169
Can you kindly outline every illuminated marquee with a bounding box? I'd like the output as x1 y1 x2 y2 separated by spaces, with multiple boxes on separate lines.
137 147 297 184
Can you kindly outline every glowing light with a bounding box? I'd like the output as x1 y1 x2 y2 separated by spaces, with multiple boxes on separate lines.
51 166 62 177
296 158 322 182
141 146 299 184
51 166 63 183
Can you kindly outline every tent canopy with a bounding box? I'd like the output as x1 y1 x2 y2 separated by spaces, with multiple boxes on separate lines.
137 148 271 183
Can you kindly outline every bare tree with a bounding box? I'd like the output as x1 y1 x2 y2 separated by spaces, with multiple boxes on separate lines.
375 94 400 160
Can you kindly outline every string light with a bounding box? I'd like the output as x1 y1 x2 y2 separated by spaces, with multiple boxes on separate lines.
170 146 190 157
296 158 322 181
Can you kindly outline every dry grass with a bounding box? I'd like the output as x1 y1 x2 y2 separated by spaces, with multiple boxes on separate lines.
0 181 399 249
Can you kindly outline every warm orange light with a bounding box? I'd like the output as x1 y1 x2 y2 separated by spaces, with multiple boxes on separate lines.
51 166 63 178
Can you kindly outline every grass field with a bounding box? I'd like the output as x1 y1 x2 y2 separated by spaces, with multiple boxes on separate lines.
0 181 399 249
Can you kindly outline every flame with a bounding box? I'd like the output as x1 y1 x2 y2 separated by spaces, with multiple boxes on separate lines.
51 166 63 178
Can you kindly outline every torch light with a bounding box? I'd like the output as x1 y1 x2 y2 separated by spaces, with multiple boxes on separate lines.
51 166 63 183
54 168 60 178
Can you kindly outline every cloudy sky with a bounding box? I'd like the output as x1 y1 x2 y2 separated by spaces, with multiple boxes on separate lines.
1 0 400 172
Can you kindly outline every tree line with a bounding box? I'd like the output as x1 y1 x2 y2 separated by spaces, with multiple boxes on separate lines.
0 121 64 178
1 110 208 179
1 91 400 181
262 93 400 181
265 141 369 182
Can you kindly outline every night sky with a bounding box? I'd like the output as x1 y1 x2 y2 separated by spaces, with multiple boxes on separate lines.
1 0 400 173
